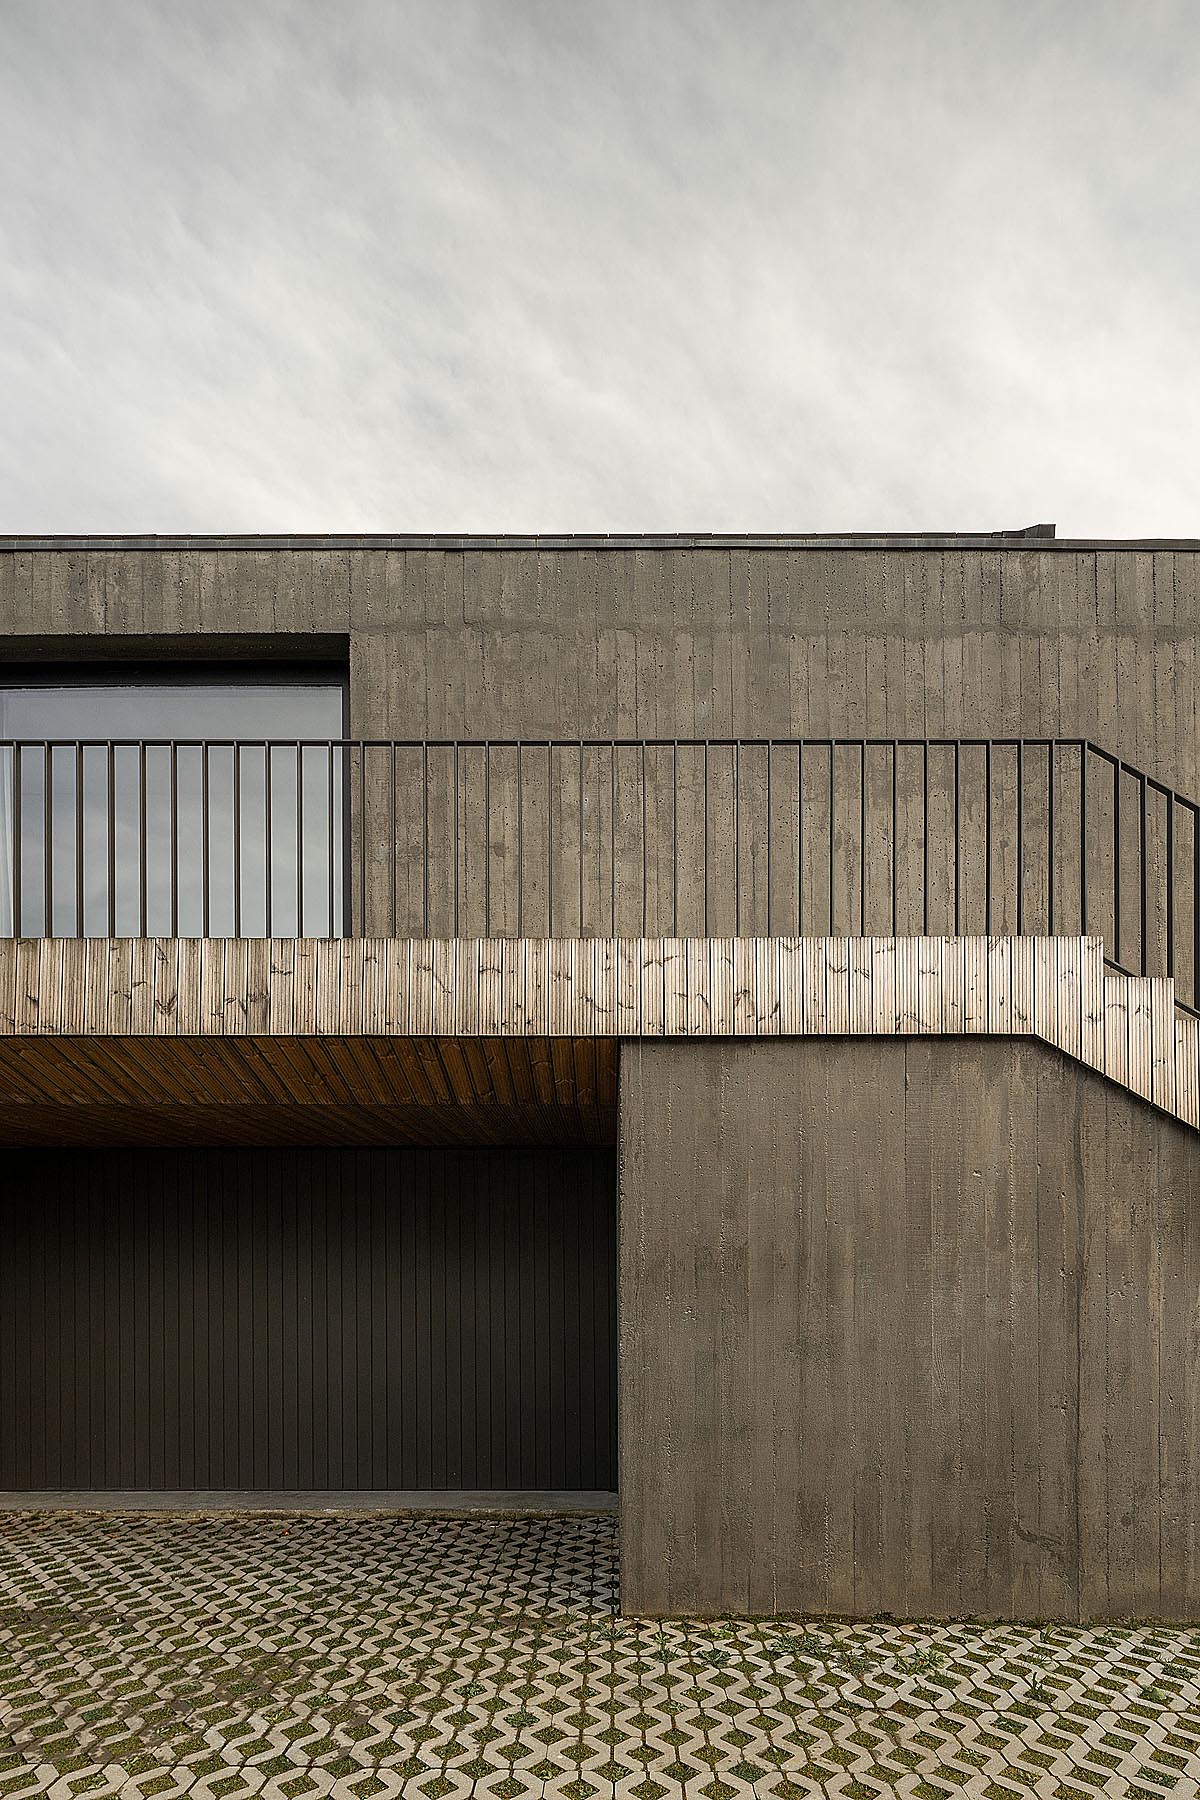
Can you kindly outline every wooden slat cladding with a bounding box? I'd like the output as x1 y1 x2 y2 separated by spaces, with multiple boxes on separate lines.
620 1037 1200 1621
2 934 1198 1136
0 933 1117 1041
0 1146 617 1492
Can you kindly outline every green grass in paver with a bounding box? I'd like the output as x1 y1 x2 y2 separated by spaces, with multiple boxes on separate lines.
4 1514 1200 1794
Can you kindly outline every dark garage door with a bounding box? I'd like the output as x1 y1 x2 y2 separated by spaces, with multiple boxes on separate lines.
0 1146 616 1492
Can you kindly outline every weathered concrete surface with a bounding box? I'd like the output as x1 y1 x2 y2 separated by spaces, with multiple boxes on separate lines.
619 1035 1200 1620
4 541 1200 788
5 541 1198 949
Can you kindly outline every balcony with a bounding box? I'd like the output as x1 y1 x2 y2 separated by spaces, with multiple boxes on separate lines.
0 736 1196 1009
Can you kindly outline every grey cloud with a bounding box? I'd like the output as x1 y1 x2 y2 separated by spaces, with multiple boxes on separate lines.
0 0 1197 533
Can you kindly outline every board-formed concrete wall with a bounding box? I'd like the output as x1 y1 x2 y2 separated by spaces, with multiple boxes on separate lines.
7 540 1199 954
4 541 1200 788
619 1035 1200 1620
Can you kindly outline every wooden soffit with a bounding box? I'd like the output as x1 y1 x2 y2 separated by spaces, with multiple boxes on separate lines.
0 1035 616 1149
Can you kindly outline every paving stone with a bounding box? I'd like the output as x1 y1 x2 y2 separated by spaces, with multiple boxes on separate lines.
1 1513 1198 1797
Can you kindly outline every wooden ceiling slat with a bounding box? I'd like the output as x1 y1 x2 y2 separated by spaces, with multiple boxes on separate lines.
386 1037 439 1106
550 1038 577 1106
0 1036 619 1105
479 1036 517 1105
64 1037 155 1104
0 1035 618 1149
0 1101 618 1151
360 1038 412 1103
435 1037 483 1106
456 1038 498 1105
314 1035 379 1104
422 1038 463 1105
264 1033 345 1104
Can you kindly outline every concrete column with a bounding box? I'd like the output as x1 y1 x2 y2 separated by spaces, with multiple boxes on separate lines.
618 1036 1200 1621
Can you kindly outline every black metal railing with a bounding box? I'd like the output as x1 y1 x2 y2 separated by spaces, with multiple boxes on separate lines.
1 736 1197 1009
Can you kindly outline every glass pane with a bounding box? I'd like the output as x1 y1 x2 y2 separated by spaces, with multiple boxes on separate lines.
0 674 346 937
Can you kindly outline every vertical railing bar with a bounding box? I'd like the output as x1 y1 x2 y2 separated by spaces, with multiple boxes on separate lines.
233 744 242 939
1079 746 1088 938
170 742 179 938
735 740 742 938
75 741 84 937
343 741 355 937
610 742 617 936
579 740 585 937
421 743 429 938
485 743 492 937
297 742 306 938
106 741 116 937
673 741 680 936
1166 790 1175 980
202 743 211 938
703 741 710 937
922 739 930 937
641 740 648 937
890 741 898 937
328 744 337 938
12 744 22 937
767 742 774 938
797 740 804 936
1113 758 1121 969
547 743 554 938
827 738 834 936
984 740 992 936
42 741 52 938
265 743 274 939
515 743 521 938
1140 772 1149 976
858 741 866 937
953 741 961 936
1193 800 1199 1012
1015 739 1024 936
454 741 462 937
510 745 521 943
138 742 148 938
1047 741 1055 936
389 743 397 937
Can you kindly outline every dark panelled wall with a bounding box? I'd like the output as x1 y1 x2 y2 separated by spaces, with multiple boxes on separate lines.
0 1146 616 1491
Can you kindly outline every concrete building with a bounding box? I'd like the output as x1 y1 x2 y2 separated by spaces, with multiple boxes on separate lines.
1 528 1199 1620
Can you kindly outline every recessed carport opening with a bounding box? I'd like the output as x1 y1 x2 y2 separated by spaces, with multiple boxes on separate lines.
0 1036 618 1500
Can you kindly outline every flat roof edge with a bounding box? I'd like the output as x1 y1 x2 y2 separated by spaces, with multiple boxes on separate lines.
1 530 1198 553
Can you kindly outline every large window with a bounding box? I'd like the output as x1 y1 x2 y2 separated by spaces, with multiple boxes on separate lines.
0 668 347 937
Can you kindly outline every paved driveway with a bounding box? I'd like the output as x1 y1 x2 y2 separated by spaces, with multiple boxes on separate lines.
0 1510 1197 1798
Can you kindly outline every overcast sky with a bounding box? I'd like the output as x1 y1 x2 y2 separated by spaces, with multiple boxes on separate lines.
1 0 1197 536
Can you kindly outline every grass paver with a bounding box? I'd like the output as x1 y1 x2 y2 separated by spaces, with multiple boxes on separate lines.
0 1512 1196 1798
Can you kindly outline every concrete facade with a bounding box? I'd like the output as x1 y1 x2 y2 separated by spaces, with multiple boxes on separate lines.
8 535 1199 957
620 1035 1200 1621
5 534 1200 1619
4 537 1200 784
